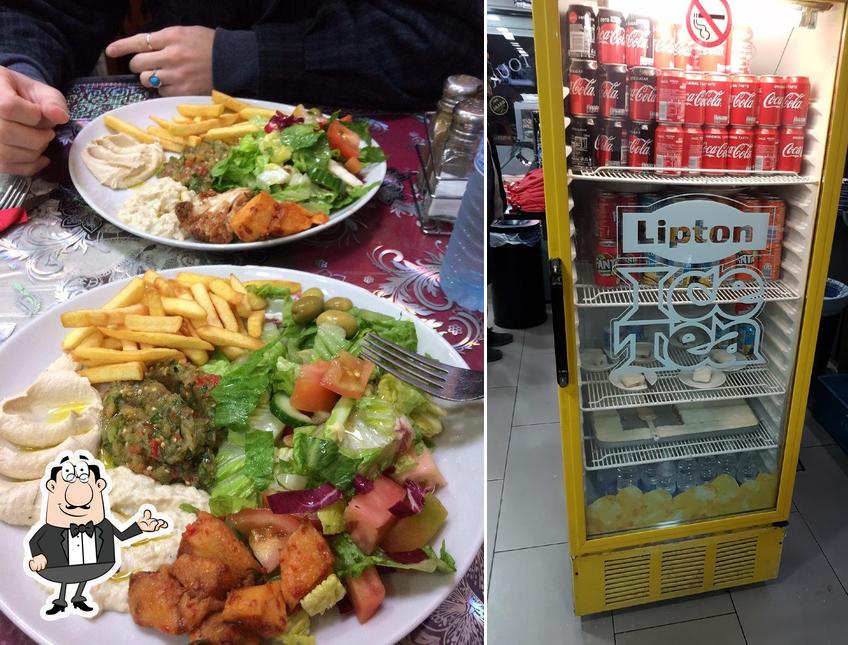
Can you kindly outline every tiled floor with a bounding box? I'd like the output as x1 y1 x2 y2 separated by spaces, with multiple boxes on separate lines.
487 319 848 645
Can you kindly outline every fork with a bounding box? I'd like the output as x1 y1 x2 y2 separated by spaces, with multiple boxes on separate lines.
359 332 483 401
0 176 29 210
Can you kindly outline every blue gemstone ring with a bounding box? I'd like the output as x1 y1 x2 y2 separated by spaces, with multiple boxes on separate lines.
149 71 162 89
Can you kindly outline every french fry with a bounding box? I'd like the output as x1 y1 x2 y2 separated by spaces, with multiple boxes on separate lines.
247 311 264 339
98 327 214 351
189 283 223 328
184 349 209 366
218 113 239 126
143 289 165 316
121 339 138 351
186 135 202 147
104 277 146 308
193 116 203 123
79 361 145 384
226 274 253 316
238 107 276 121
209 279 243 306
61 304 148 328
229 274 247 294
176 271 215 286
209 293 238 332
211 89 250 113
102 338 123 350
244 279 301 294
62 327 98 351
77 330 104 349
157 138 184 153
169 118 222 136
72 347 184 365
143 270 160 286
153 277 176 297
246 293 266 310
177 103 226 118
235 299 251 319
220 346 247 360
161 296 208 321
203 122 259 141
173 115 191 123
103 114 156 144
125 314 184 333
150 115 178 130
195 325 264 350
147 125 187 145
139 343 154 349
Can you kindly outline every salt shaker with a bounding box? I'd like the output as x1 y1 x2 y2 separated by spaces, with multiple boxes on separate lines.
428 75 483 167
438 98 484 179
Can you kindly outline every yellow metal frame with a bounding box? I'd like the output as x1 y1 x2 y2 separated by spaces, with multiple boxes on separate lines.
532 0 848 559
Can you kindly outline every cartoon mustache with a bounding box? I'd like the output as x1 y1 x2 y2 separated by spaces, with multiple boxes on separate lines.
64 504 91 510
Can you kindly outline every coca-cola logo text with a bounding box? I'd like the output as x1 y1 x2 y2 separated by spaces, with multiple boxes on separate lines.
727 143 753 159
631 84 656 103
629 137 652 155
731 91 755 108
571 77 596 97
598 27 625 46
782 142 803 157
784 92 806 109
762 91 783 108
601 81 621 100
595 135 615 151
703 90 726 107
687 89 707 106
626 30 648 49
703 143 728 158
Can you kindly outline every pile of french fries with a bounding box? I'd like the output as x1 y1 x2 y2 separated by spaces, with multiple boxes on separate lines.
103 90 280 153
61 270 300 384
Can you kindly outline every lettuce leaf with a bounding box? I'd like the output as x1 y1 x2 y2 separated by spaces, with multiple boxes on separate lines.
287 432 362 495
377 374 446 439
244 429 275 491
273 356 301 396
348 308 418 355
209 434 260 516
342 397 401 477
329 533 456 579
358 146 387 164
279 124 322 150
247 284 291 300
312 324 349 361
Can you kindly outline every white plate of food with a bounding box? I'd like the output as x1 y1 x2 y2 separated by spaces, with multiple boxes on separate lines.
609 370 658 392
580 348 612 373
69 94 387 251
0 265 481 645
678 366 727 389
710 348 750 371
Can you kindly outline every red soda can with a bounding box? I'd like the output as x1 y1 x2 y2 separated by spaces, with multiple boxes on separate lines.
759 194 786 242
781 76 811 127
726 127 754 171
759 241 783 280
653 20 676 69
568 59 599 117
628 66 657 122
595 240 619 287
654 124 684 175
593 119 627 167
597 8 626 65
594 192 618 239
729 74 757 126
703 73 731 126
727 24 753 74
674 25 695 69
752 126 778 171
777 127 804 173
657 69 686 123
599 64 628 119
683 125 704 173
628 121 655 168
702 126 728 172
684 72 706 124
757 76 785 126
625 15 653 66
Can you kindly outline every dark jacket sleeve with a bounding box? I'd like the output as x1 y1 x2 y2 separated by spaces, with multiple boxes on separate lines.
0 0 126 87
28 524 49 558
215 0 482 110
112 520 143 542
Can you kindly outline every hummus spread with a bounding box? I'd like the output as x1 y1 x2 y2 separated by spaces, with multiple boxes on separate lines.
81 133 163 189
117 177 195 240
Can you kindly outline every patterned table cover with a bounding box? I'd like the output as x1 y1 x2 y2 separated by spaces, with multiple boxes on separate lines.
0 78 483 645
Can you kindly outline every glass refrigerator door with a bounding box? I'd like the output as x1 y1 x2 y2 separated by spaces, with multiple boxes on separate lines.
556 0 846 538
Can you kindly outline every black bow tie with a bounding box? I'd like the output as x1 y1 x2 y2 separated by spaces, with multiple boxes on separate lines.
70 521 94 538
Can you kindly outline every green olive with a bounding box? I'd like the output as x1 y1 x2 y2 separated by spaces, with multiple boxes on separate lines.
316 310 358 338
324 296 353 312
301 287 325 304
292 296 324 324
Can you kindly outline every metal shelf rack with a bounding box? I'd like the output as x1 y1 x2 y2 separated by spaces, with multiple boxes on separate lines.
575 279 798 307
570 166 818 186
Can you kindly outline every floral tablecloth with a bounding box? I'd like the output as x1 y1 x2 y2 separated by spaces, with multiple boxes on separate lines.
0 77 483 645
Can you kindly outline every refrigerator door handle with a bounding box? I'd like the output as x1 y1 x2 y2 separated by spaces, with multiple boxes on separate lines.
550 258 570 387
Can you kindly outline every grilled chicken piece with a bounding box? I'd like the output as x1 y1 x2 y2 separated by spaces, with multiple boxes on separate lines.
175 188 252 244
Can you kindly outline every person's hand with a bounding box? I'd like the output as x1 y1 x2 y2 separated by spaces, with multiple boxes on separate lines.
136 508 168 532
0 67 68 175
29 554 47 571
106 27 215 96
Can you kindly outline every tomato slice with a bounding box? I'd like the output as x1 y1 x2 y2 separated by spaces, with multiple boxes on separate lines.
328 120 361 160
320 351 375 399
344 156 363 175
291 360 340 412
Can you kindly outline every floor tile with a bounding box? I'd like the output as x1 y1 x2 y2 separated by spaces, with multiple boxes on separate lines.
487 387 516 481
496 422 568 551
732 512 848 645
488 544 614 645
802 413 837 447
486 479 503 581
513 324 561 426
613 590 733 633
487 329 524 388
615 614 745 645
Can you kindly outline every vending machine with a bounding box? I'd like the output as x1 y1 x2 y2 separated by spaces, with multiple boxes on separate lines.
532 0 848 614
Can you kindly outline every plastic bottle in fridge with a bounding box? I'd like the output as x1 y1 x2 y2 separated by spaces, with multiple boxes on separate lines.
439 139 485 311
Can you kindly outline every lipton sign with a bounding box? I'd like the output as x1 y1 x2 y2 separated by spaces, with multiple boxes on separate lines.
621 199 768 263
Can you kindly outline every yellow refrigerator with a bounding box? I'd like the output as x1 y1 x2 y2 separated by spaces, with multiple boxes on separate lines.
531 0 848 614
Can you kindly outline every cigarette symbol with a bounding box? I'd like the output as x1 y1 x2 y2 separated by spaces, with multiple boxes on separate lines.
694 11 725 40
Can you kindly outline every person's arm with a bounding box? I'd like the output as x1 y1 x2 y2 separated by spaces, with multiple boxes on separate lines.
213 0 482 110
0 0 126 87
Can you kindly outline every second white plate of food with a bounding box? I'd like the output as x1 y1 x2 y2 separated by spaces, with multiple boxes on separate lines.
678 368 728 389
69 96 387 252
609 370 658 392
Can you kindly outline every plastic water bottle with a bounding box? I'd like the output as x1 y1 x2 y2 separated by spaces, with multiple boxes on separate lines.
439 139 484 311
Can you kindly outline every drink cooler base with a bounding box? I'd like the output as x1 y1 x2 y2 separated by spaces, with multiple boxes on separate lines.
571 524 784 614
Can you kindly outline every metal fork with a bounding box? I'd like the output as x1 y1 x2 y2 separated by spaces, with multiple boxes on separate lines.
359 332 483 401
0 176 29 210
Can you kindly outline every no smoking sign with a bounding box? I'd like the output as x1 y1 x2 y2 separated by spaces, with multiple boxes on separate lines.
686 0 732 48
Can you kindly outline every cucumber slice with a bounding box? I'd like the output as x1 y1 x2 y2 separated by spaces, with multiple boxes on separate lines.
271 392 313 427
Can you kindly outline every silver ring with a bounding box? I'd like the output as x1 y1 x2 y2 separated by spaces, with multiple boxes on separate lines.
146 33 153 50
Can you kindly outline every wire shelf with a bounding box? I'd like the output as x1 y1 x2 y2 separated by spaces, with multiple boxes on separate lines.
584 422 778 470
575 279 798 307
570 166 817 186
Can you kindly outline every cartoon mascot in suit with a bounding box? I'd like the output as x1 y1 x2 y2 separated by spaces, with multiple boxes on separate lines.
24 450 169 619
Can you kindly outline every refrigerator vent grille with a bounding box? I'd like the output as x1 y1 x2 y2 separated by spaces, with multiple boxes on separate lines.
603 554 651 605
713 537 759 587
571 167 817 185
575 279 798 308
660 546 707 595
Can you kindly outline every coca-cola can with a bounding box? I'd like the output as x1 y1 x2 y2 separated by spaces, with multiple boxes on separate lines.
654 123 684 175
683 125 704 173
653 20 676 69
657 69 686 123
593 118 627 167
702 126 728 172
628 66 657 122
597 8 626 65
625 15 653 66
599 64 628 119
757 76 786 126
595 240 619 287
727 24 753 74
568 116 595 170
569 59 599 116
729 74 757 126
563 4 597 61
674 26 695 70
697 42 728 73
752 126 778 171
594 192 618 239
777 126 804 173
703 73 731 126
628 121 655 167
684 72 706 124
726 127 754 171
781 76 811 127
